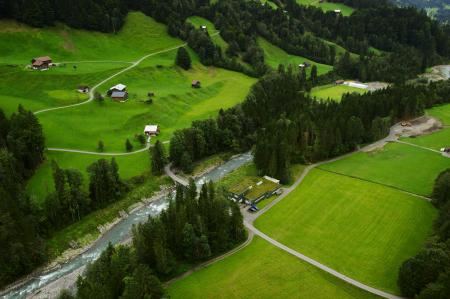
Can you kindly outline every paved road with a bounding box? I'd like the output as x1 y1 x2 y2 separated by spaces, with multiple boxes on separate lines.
164 163 189 186
246 222 404 299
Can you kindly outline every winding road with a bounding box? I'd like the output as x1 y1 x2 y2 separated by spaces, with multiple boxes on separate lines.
163 120 445 299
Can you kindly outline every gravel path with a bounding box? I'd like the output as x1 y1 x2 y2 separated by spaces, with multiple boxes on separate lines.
47 143 151 156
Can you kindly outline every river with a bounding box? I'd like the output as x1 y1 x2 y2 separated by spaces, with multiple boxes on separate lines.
3 152 253 299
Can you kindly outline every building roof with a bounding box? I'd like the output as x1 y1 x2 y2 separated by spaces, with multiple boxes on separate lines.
111 91 127 98
109 84 127 91
144 125 159 132
192 80 200 84
34 56 52 62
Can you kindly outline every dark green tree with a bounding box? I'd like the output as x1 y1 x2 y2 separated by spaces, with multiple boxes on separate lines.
151 140 167 175
176 47 192 70
125 139 133 152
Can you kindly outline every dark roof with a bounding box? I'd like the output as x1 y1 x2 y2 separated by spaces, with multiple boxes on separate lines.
111 91 127 98
192 80 201 85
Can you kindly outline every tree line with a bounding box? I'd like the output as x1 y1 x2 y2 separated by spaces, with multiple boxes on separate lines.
60 180 246 298
0 0 127 32
397 169 450 298
0 106 46 288
169 66 450 183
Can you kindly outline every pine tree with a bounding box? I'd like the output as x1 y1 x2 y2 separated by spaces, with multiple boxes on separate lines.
97 140 104 152
180 152 193 173
176 47 192 70
125 139 133 152
310 65 318 84
151 140 166 175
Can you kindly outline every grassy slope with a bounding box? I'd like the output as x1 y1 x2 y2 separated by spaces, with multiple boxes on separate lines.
38 64 255 152
0 13 255 204
0 12 182 64
310 83 366 101
168 236 378 299
258 37 333 76
255 169 437 293
296 0 355 16
428 103 450 125
320 142 450 196
27 150 151 204
186 16 228 49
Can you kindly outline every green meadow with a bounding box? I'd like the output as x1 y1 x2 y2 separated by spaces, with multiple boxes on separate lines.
0 12 182 64
168 236 378 299
320 142 450 196
38 63 255 152
255 169 437 294
186 16 228 49
310 83 366 101
258 37 333 76
401 128 450 151
296 0 355 16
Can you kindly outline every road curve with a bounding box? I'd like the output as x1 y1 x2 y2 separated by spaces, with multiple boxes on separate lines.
34 43 187 115
165 122 418 298
245 222 404 299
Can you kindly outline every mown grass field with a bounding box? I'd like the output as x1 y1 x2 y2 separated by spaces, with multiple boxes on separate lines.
296 0 355 16
320 142 450 196
255 169 437 294
310 83 366 101
258 37 333 76
401 128 450 151
168 236 378 299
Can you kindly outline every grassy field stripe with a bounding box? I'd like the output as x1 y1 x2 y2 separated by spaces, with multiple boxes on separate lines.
316 167 431 200
246 222 405 299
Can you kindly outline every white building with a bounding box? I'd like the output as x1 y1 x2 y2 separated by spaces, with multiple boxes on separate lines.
144 125 160 136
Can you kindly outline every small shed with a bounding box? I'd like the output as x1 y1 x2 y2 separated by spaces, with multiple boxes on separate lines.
144 125 160 136
201 25 207 31
335 80 345 85
31 56 52 70
77 85 90 93
334 9 342 14
192 80 201 88
111 91 128 101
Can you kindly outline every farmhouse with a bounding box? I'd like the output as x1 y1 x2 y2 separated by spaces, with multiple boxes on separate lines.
192 80 201 88
111 91 128 101
31 56 52 70
334 9 341 14
144 125 160 136
201 25 207 31
335 80 345 85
